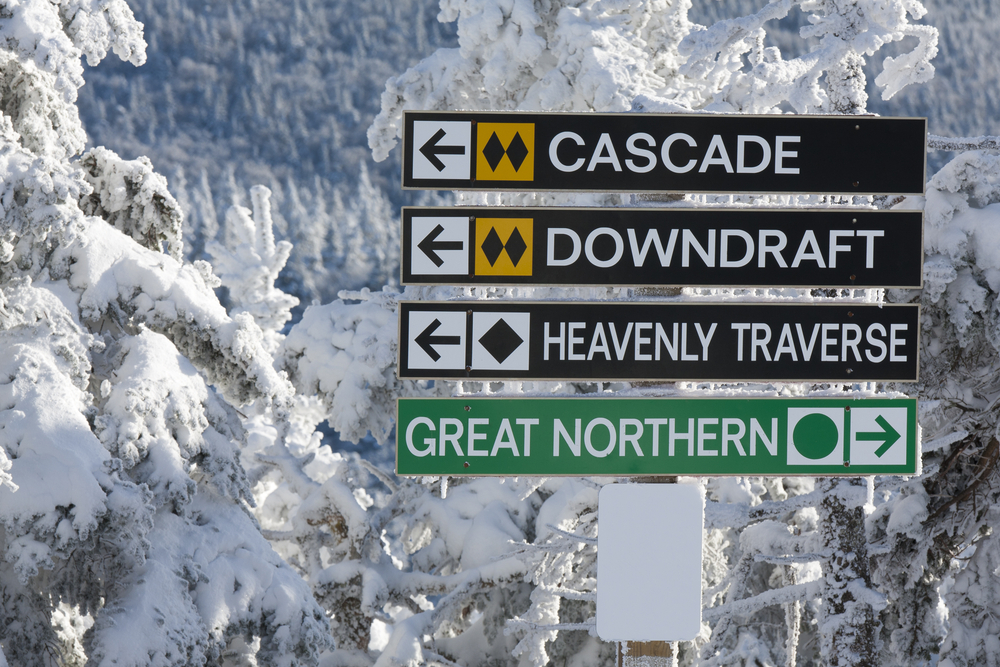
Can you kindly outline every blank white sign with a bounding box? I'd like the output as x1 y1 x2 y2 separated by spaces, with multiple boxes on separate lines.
597 483 704 641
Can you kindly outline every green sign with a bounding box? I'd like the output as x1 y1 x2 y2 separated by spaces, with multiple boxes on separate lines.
396 397 918 476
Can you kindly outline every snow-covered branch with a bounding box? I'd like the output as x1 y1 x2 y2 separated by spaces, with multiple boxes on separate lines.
703 581 823 622
929 134 1000 152
505 618 596 634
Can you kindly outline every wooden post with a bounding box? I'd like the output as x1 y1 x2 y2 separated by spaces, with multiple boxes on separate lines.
615 476 678 667
618 640 673 667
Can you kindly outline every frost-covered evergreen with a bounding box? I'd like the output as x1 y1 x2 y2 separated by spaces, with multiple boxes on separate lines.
870 144 1000 667
369 0 695 163
8 0 1000 666
76 0 458 308
0 2 329 664
355 1 956 666
207 184 298 352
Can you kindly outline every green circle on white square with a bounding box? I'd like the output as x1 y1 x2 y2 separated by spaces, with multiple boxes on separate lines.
787 407 844 466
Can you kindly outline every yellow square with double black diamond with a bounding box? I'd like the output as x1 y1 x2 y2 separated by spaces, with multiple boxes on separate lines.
475 218 533 276
476 123 534 181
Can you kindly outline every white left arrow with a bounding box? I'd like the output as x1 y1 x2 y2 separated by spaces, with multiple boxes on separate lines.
410 217 468 275
406 311 466 370
411 121 471 180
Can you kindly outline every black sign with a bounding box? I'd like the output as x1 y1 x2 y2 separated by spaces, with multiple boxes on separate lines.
402 111 926 195
401 207 923 288
398 301 920 382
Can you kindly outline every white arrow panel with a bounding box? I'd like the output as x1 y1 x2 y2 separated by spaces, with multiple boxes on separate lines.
406 311 467 370
410 217 468 275
850 407 908 466
471 312 530 371
411 121 471 180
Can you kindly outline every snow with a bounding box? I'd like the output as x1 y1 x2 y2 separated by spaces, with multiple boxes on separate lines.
207 185 298 352
459 499 525 569
79 146 184 260
7 0 1000 664
0 281 115 576
534 478 600 543
279 287 423 444
96 329 251 505
90 490 330 667
739 520 798 556
64 217 294 406
884 490 929 538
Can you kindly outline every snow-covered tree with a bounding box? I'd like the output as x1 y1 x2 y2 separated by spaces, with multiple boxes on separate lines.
0 2 330 664
675 0 938 114
76 0 459 308
356 1 947 666
369 0 695 164
11 0 1000 666
869 143 1000 667
207 184 298 352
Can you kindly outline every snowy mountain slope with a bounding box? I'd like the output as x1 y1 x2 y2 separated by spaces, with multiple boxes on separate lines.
78 0 457 306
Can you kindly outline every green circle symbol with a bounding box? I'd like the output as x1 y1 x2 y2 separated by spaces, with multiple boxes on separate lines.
792 413 840 460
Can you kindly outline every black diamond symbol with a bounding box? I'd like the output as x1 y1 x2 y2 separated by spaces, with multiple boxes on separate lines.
504 228 528 266
483 132 506 172
481 227 505 266
479 318 523 364
505 132 529 172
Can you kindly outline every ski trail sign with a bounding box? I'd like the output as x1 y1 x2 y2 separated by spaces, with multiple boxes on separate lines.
398 301 920 382
402 111 926 195
396 397 919 476
401 207 924 288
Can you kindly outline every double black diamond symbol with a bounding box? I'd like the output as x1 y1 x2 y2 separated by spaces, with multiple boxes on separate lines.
482 131 530 173
479 318 523 364
481 226 528 267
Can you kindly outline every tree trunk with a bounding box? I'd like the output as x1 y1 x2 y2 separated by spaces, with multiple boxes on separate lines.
819 478 880 666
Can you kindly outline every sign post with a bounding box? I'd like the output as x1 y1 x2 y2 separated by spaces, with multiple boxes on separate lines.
397 110 927 655
403 111 926 194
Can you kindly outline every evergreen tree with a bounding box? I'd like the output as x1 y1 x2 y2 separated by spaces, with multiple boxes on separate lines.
358 1 946 666
0 2 329 663
9 0 1000 666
